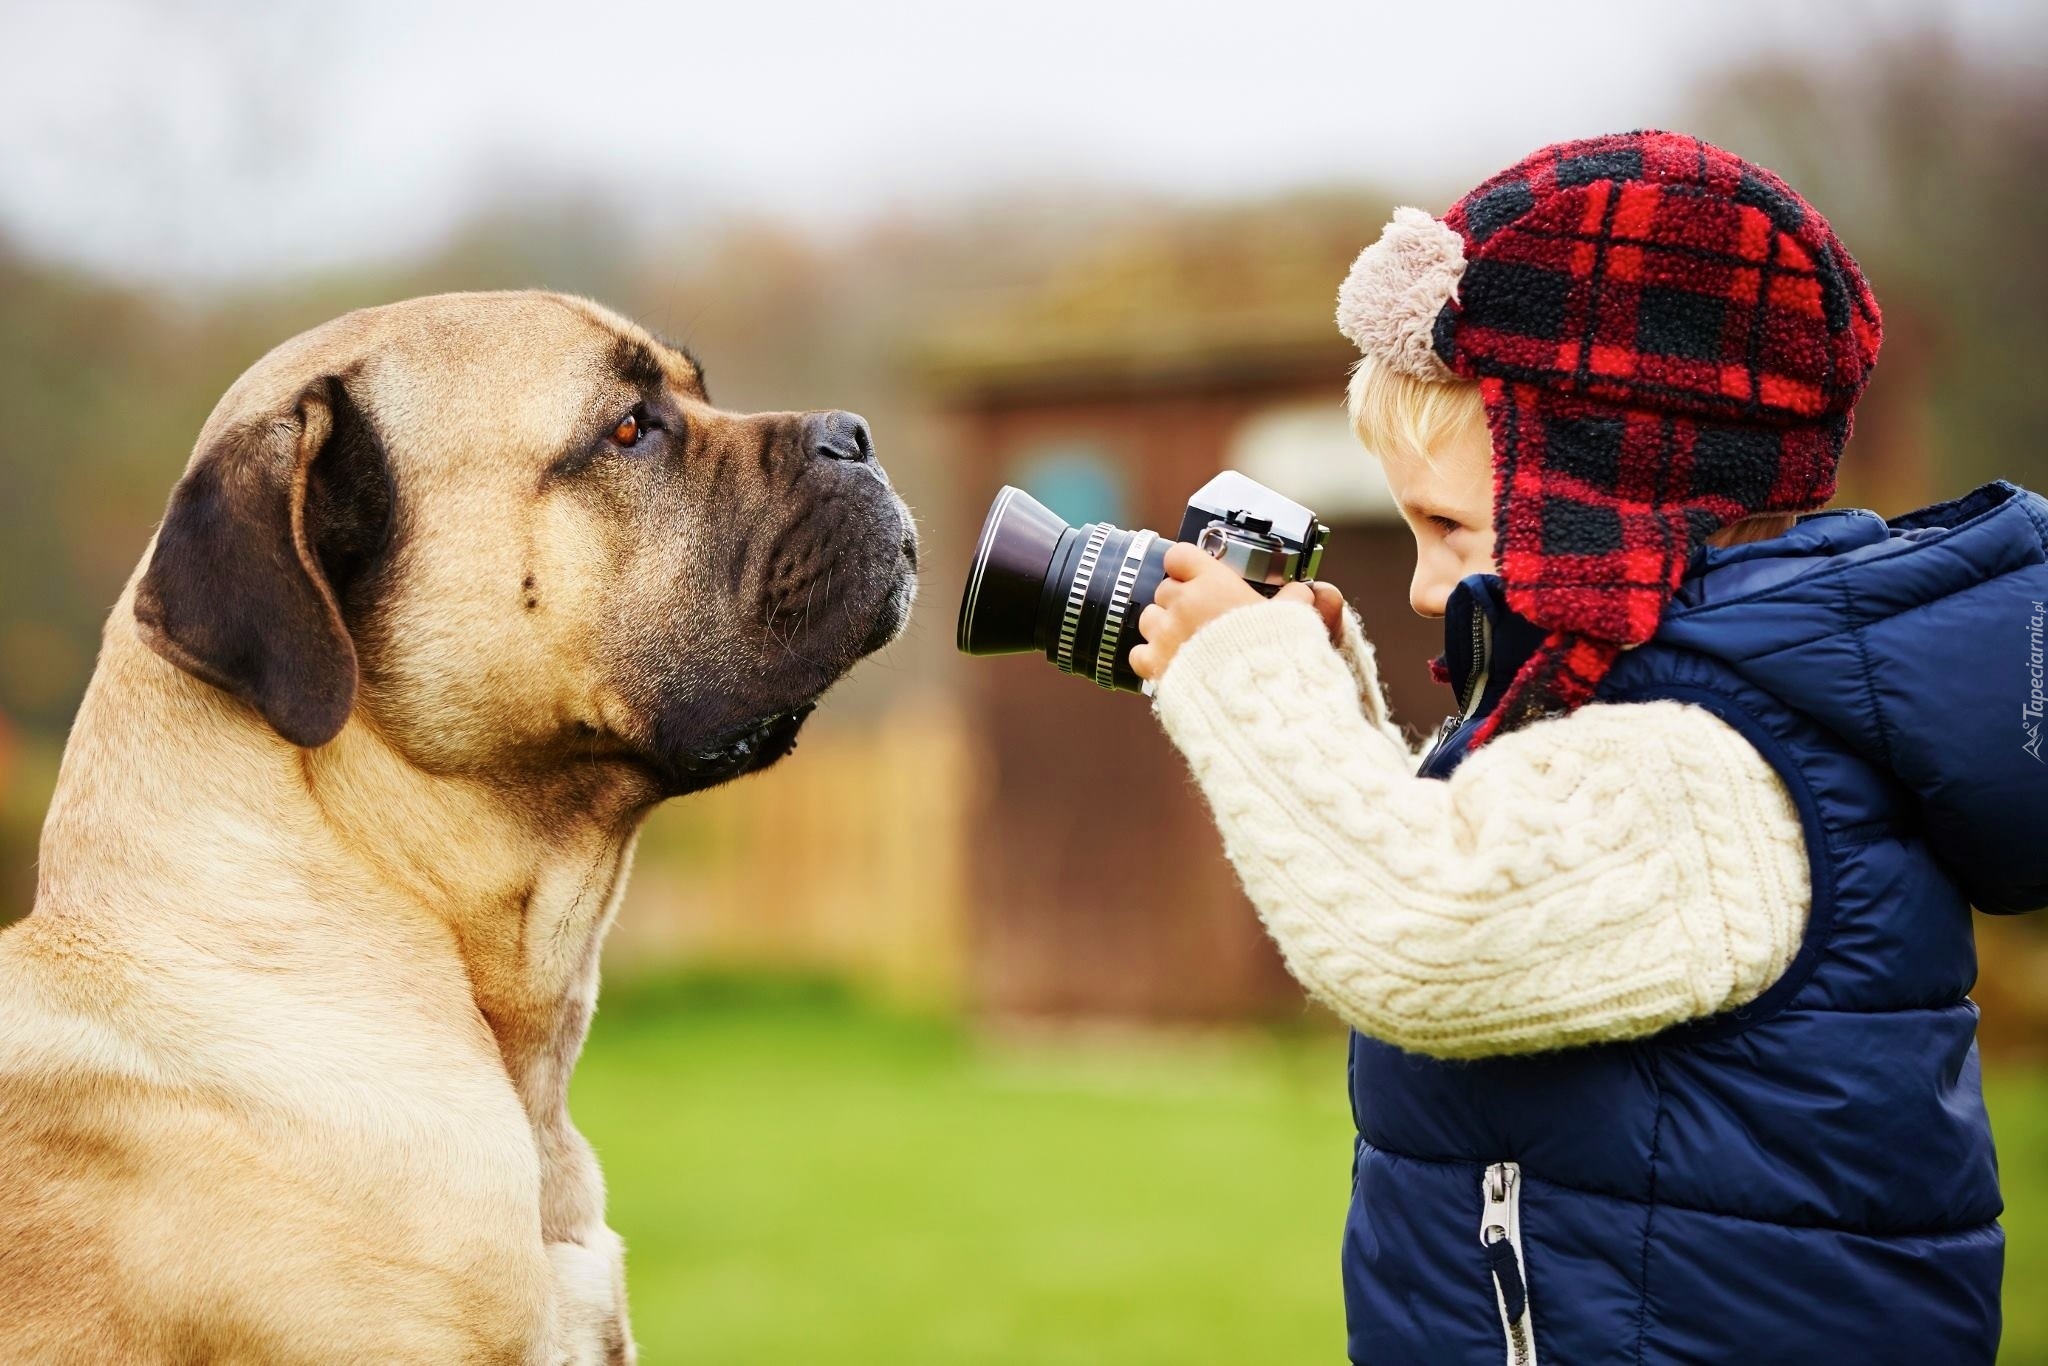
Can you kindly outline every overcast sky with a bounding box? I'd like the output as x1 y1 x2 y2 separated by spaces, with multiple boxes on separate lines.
0 0 2038 282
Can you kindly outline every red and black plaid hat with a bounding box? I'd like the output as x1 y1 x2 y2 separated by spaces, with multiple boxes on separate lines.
1337 131 1883 745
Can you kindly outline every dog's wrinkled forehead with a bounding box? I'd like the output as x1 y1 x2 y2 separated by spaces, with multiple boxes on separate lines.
194 292 706 471
383 295 710 450
604 323 706 402
554 295 711 425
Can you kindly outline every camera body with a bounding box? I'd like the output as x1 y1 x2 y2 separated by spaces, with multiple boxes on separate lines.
1174 470 1328 596
957 470 1329 694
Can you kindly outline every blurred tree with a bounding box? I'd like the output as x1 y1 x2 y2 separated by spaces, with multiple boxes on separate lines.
5 25 2043 920
0 249 208 730
1692 28 2048 499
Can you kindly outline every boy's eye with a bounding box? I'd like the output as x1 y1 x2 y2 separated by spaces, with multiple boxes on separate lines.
1429 515 1461 534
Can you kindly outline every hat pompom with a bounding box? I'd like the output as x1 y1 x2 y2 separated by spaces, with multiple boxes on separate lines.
1335 206 1466 382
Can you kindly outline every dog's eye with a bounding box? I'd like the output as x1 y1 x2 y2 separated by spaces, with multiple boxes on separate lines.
610 413 641 448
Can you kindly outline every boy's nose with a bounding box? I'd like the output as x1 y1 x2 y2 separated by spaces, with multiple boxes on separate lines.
1411 570 1450 620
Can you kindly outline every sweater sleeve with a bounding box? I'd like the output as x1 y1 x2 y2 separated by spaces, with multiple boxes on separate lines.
1152 599 1811 1059
1331 604 1423 766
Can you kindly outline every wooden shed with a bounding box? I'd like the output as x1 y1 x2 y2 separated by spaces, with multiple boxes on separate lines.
920 198 1451 1022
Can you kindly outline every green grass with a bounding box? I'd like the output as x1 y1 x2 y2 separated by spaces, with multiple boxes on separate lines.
1991 1067 2048 1365
574 978 2048 1365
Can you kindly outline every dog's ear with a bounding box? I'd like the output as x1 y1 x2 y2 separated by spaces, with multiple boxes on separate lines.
136 375 393 748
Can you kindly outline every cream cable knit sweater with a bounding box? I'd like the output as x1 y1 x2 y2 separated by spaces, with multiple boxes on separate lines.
1152 600 1812 1059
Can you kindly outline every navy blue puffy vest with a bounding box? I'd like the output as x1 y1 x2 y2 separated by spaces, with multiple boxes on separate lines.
1342 483 2048 1365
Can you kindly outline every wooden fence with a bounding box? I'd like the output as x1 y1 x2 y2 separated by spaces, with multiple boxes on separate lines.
607 699 971 1009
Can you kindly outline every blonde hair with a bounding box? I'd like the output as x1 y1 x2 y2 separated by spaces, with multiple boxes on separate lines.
1343 352 1799 544
1344 349 1486 468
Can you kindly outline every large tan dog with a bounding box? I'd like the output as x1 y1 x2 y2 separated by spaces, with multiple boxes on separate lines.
0 292 917 1363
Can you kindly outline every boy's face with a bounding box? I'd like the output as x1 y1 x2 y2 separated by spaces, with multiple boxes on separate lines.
1380 419 1497 619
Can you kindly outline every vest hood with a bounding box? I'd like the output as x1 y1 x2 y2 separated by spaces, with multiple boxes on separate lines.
1654 480 2048 915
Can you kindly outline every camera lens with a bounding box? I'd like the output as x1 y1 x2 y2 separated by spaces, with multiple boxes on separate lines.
957 487 1169 693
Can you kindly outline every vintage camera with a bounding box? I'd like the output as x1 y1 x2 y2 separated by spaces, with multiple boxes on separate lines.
956 470 1329 693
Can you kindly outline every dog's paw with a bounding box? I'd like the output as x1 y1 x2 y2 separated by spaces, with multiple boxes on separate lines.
547 1232 634 1366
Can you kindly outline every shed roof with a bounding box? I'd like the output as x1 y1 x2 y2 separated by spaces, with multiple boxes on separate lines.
918 192 1392 401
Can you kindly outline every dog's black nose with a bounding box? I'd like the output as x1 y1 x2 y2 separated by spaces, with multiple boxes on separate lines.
805 410 874 463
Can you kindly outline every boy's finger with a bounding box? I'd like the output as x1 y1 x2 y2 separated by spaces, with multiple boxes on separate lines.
1161 541 1212 581
1274 582 1314 606
1152 577 1184 609
1138 602 1169 642
1310 582 1346 635
1128 643 1157 679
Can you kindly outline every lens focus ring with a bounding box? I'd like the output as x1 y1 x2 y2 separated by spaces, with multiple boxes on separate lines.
1092 530 1156 689
1054 524 1112 674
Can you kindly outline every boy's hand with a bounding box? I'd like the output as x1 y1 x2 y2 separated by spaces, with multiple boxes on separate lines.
1130 544 1348 682
1304 581 1347 647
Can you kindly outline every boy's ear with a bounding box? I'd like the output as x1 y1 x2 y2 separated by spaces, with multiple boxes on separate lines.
135 376 394 749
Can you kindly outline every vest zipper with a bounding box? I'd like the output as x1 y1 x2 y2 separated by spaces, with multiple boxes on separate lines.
1458 607 1492 720
1481 1161 1539 1366
1423 607 1494 766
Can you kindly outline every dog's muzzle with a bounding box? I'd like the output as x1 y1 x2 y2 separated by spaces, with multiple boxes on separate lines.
672 702 817 785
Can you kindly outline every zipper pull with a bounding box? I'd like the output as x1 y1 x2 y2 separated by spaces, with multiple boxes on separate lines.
1480 1162 1538 1366
1417 712 1461 768
1481 1161 1514 1242
1484 1232 1528 1323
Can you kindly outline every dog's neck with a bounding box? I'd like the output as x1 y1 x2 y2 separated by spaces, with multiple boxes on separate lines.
303 718 644 1125
301 710 645 1027
38 601 647 1118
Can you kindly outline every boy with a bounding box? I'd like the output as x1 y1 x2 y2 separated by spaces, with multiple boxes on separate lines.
1130 132 2047 1364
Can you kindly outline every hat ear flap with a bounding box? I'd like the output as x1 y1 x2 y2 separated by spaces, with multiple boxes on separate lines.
136 376 392 748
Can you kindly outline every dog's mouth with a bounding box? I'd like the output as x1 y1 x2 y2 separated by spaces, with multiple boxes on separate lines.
664 702 817 792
